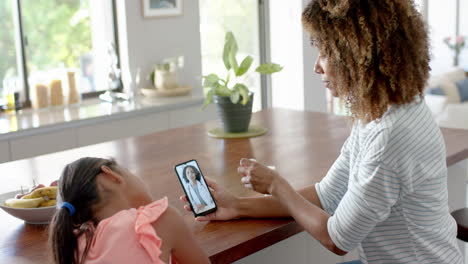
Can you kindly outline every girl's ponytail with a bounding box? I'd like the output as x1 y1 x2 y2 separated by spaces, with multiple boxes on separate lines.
49 208 79 264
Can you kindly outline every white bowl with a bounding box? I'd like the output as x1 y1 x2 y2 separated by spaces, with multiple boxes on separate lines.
0 190 56 224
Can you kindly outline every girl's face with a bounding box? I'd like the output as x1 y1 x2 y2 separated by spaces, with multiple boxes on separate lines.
187 167 196 182
314 52 338 97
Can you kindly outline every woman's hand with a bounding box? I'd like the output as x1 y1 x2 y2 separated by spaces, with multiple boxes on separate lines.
237 158 287 195
180 177 240 221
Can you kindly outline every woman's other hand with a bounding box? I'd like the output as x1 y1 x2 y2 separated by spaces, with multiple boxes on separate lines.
238 158 286 195
180 177 240 221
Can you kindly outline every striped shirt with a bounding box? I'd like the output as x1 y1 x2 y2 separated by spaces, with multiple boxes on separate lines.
315 99 463 264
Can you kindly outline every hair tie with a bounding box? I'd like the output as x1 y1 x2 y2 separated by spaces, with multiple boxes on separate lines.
61 202 76 216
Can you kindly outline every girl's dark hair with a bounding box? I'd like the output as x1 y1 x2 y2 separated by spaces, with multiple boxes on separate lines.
48 157 117 264
182 165 201 183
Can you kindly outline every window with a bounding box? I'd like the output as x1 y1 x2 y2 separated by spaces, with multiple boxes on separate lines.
0 0 19 108
199 0 263 112
0 0 118 110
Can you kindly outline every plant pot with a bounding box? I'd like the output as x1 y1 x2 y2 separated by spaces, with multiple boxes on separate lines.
214 93 253 133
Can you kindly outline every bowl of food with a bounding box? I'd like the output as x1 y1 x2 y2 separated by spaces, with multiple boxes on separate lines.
0 182 58 224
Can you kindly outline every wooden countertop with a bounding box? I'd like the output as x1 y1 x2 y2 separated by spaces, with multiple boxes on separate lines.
0 108 468 263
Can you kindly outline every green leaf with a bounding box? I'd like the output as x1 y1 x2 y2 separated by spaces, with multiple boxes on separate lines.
255 63 283 74
202 74 220 88
223 32 238 70
236 56 253 76
150 71 155 84
223 41 231 70
216 84 232 97
202 88 215 109
225 72 231 85
234 83 250 105
229 32 239 60
230 90 240 104
229 52 238 72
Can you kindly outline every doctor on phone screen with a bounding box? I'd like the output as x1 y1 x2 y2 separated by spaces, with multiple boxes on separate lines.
182 165 214 213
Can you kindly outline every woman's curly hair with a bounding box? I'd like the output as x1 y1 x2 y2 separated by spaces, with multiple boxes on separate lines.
302 0 430 123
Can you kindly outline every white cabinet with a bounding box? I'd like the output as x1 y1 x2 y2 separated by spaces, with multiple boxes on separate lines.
0 140 10 163
169 104 217 129
10 129 77 160
77 112 169 147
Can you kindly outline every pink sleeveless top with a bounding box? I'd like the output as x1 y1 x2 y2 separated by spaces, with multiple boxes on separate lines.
78 197 172 264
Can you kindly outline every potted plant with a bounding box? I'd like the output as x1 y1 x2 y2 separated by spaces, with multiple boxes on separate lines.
202 32 282 133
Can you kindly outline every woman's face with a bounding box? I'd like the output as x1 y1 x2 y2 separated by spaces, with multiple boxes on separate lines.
314 53 338 97
187 167 196 182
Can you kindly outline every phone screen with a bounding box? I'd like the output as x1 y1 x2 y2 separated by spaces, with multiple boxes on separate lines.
174 160 217 217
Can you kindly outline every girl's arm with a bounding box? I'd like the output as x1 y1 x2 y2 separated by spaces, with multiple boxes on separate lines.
153 207 210 264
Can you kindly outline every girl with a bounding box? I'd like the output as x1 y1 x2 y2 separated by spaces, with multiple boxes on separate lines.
49 157 210 264
181 0 463 263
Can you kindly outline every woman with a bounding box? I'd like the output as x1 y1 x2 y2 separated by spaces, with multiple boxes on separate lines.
182 165 215 214
181 0 463 263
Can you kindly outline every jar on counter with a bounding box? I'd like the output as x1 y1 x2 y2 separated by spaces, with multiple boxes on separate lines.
67 71 80 105
30 74 50 109
32 83 49 109
50 79 63 107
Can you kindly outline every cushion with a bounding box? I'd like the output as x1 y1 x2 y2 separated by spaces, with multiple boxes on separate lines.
439 68 466 82
424 94 448 117
426 86 445 95
456 78 468 102
429 68 466 85
428 68 466 103
437 103 468 130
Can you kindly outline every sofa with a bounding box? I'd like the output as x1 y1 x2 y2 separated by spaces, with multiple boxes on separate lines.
425 68 468 130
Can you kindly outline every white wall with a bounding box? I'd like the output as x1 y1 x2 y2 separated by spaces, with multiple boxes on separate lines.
116 0 203 96
269 0 327 113
269 0 304 111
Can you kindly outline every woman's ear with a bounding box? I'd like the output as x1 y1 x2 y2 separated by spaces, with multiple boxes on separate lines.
100 165 123 184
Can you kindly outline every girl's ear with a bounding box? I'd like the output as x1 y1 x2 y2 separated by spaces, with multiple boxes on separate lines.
100 165 123 184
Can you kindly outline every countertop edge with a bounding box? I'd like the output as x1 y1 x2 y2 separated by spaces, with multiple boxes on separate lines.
0 97 204 141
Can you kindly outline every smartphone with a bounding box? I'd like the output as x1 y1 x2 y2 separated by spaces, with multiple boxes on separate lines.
174 160 217 217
